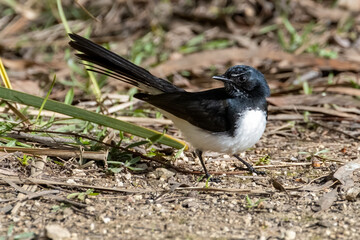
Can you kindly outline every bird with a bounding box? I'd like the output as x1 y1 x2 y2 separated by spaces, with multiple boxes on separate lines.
68 33 270 181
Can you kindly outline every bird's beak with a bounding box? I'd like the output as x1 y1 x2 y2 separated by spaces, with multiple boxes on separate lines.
212 75 231 82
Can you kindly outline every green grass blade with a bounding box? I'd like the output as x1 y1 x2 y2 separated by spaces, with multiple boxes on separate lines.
64 87 74 105
36 74 56 122
56 0 102 100
0 87 186 149
56 0 71 34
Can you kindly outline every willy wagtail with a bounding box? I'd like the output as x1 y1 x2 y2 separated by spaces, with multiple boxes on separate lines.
69 33 270 179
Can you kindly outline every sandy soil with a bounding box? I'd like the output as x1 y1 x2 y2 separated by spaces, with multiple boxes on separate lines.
1 120 359 240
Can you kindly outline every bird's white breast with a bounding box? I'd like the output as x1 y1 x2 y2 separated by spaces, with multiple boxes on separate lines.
165 109 267 154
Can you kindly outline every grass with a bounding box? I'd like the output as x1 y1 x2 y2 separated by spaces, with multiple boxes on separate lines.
256 155 271 166
0 86 186 149
260 16 338 58
245 195 267 209
16 153 33 166
298 149 330 161
36 74 56 122
0 49 186 176
56 0 102 100
107 152 144 173
179 34 234 54
0 224 34 240
67 188 99 201
131 30 167 66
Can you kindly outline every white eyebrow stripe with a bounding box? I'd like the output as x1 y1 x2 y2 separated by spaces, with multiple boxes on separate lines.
231 71 248 77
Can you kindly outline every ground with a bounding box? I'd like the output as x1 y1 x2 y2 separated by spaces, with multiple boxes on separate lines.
1 122 359 239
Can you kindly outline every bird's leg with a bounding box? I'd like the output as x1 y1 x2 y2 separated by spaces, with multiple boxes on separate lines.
195 149 210 179
233 154 265 175
195 149 221 182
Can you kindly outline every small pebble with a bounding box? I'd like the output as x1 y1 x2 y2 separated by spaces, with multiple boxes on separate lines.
285 230 296 240
45 224 71 240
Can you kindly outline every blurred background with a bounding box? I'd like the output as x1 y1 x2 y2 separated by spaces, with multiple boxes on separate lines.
1 0 359 103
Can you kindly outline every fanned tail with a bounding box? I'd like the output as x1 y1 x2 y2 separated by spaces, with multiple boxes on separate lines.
68 33 182 94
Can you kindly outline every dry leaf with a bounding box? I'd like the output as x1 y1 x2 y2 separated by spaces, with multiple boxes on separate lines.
333 159 360 190
317 187 339 211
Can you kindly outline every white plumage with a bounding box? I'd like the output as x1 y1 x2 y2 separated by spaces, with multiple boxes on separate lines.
164 109 267 154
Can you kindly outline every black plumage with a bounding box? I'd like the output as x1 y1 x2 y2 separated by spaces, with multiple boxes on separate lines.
135 90 267 135
69 33 182 93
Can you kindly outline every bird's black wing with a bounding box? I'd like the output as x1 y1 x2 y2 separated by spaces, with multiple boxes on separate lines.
135 89 233 132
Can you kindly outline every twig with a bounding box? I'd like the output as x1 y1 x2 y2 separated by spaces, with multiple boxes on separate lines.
252 162 312 168
203 163 312 176
0 176 156 193
174 186 273 195
0 146 107 161
2 178 33 194
26 190 60 200
6 132 77 145
312 120 359 140
269 105 358 119
45 195 88 208
10 154 46 215
9 128 194 173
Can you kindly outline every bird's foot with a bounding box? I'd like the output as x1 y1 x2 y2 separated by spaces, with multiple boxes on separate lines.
235 166 266 175
233 154 266 175
253 169 266 175
247 167 266 175
202 174 222 183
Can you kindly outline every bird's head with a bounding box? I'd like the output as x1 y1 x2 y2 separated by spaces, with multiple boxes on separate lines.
213 65 270 98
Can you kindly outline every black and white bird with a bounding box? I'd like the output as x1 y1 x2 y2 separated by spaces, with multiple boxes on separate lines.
69 33 270 180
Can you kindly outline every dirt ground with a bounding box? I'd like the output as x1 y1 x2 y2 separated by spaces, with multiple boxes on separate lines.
1 0 360 239
1 121 359 239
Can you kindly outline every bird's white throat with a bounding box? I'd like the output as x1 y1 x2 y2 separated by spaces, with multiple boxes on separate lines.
165 109 267 154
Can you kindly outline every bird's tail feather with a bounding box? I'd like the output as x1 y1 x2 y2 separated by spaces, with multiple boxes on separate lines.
68 33 182 94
